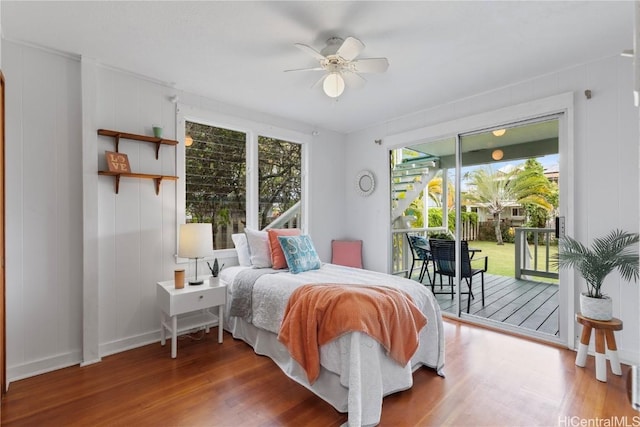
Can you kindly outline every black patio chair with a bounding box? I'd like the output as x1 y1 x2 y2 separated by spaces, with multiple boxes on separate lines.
428 239 487 313
406 233 432 285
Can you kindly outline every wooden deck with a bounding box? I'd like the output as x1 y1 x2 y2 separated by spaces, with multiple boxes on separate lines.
419 273 559 336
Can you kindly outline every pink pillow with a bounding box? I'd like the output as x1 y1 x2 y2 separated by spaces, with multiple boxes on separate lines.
268 228 301 269
331 240 363 269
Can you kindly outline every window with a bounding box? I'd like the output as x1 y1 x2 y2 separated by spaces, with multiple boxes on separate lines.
185 121 246 250
258 136 302 229
178 105 309 253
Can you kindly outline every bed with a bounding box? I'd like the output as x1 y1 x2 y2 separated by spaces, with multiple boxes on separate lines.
219 262 445 427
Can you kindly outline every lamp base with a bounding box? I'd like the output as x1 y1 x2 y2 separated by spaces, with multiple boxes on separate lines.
188 280 204 286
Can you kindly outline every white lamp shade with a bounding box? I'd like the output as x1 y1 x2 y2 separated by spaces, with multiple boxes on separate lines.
178 223 213 258
323 72 345 98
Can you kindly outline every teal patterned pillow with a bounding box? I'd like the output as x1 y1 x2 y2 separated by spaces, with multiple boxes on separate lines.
278 235 322 274
409 235 430 259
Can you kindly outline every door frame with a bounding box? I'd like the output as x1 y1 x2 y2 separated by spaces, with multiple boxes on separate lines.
1 70 6 394
385 92 575 347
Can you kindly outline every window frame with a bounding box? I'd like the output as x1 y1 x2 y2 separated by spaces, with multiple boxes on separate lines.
176 104 310 260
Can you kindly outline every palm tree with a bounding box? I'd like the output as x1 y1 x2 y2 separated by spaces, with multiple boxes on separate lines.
403 173 453 228
464 165 552 244
427 173 455 210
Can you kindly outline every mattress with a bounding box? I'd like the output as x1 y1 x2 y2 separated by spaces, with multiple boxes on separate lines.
219 263 445 426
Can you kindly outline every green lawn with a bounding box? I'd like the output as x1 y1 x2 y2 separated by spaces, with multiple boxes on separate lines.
469 240 558 283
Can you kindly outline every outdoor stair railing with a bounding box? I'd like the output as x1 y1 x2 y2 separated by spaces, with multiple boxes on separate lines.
514 227 559 280
264 201 301 230
391 158 439 223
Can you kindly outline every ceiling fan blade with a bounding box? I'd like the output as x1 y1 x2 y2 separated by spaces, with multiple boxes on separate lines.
294 43 326 61
284 67 324 72
336 36 365 61
342 71 367 90
351 58 389 73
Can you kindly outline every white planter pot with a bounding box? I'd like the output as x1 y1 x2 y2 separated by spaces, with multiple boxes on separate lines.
580 293 613 321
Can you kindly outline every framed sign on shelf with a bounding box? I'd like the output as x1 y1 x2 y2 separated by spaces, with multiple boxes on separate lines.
105 151 131 173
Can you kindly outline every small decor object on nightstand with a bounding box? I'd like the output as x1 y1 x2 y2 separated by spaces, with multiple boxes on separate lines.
174 269 185 289
178 223 213 285
105 151 131 173
207 258 224 278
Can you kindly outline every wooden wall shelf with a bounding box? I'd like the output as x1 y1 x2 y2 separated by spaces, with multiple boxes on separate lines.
97 129 179 195
98 171 178 195
98 129 178 159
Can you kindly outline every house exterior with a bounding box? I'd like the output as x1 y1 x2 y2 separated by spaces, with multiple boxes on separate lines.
467 163 559 227
469 205 526 226
1 3 638 388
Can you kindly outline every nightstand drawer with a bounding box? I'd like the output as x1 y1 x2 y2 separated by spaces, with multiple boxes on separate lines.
171 287 224 315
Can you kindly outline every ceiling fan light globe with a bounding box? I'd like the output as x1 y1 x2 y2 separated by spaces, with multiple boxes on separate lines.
323 73 345 98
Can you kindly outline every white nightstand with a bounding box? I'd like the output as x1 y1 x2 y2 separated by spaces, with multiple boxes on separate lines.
156 277 226 358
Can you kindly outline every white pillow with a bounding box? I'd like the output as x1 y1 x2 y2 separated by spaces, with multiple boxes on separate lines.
231 233 251 267
244 228 272 268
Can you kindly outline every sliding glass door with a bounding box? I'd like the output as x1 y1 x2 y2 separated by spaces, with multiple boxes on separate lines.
390 109 569 345
458 118 561 339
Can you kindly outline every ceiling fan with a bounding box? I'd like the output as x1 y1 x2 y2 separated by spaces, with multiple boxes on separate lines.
286 36 389 98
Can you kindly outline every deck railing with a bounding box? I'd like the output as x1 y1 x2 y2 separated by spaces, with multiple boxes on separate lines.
391 227 450 276
514 227 559 280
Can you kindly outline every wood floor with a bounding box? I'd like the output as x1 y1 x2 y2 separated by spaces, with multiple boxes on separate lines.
1 319 636 426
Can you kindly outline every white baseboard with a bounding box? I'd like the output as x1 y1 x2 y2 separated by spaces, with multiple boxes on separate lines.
80 358 102 367
99 330 161 357
7 350 82 385
7 331 163 385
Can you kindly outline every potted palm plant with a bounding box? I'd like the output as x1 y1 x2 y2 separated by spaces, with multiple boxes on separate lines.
554 229 639 320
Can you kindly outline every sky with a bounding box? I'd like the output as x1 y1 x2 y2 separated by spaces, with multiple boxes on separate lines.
458 153 559 190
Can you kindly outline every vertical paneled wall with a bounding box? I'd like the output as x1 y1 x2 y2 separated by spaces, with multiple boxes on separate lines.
345 55 640 364
4 41 83 379
95 67 179 355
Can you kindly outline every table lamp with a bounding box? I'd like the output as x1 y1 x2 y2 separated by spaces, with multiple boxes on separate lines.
178 223 213 285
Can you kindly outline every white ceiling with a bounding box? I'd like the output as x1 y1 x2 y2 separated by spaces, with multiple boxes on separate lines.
1 1 634 134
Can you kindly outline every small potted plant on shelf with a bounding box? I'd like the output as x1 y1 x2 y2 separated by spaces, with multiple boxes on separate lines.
553 229 639 320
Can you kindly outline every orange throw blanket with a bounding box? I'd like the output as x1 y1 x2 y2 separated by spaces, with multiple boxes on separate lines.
277 284 428 384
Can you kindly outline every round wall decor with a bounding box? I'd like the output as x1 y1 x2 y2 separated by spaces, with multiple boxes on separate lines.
355 170 375 197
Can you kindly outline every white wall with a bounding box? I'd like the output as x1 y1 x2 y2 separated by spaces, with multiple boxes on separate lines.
346 55 640 364
3 41 83 379
3 40 346 381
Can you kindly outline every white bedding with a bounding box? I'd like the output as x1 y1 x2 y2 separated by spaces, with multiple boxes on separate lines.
220 263 445 427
